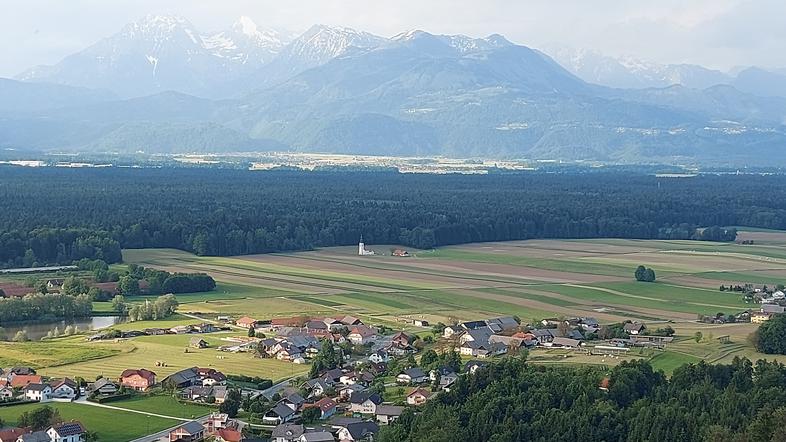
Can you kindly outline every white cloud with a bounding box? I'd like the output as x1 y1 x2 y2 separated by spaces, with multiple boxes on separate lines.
0 0 781 77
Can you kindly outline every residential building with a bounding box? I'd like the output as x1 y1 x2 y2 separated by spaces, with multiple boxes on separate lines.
169 421 205 442
271 424 305 442
368 349 389 364
752 312 772 323
9 375 42 389
336 421 379 442
311 397 337 419
396 367 427 385
0 386 14 400
375 405 405 425
235 317 258 329
406 388 432 406
464 360 488 375
298 432 335 442
349 391 382 414
49 378 78 399
47 422 85 442
347 326 377 345
263 402 298 425
24 383 51 402
120 369 156 391
623 322 646 335
88 378 118 396
0 427 26 442
190 338 209 349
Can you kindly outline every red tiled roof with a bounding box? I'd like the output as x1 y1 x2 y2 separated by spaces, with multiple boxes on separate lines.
121 368 156 381
216 428 242 442
0 427 27 441
10 375 42 388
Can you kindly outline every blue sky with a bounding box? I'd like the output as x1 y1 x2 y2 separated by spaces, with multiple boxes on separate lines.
1 0 782 77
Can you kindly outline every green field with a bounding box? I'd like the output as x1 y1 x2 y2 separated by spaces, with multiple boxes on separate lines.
4 230 786 383
0 402 178 441
108 394 215 419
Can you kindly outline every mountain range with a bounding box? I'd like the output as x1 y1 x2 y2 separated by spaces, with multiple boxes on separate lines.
3 15 786 166
546 46 786 99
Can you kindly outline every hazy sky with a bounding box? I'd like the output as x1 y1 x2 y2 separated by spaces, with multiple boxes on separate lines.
1 0 782 77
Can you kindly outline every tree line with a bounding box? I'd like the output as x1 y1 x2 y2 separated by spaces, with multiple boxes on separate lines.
0 293 93 324
378 356 786 442
1 167 780 265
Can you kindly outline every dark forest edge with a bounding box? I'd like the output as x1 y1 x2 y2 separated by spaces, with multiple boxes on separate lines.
0 167 776 269
378 356 786 442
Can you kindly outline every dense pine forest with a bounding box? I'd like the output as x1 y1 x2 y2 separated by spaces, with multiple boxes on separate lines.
0 167 781 268
378 357 786 442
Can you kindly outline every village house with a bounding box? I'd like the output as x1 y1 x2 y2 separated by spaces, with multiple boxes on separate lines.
303 378 334 398
347 326 377 345
0 386 14 400
623 322 646 335
180 386 214 402
429 368 459 391
762 304 786 314
375 405 405 425
464 360 488 375
9 374 43 389
549 337 582 349
310 397 338 419
406 388 432 406
349 391 382 414
271 423 305 442
442 325 464 339
169 421 206 442
49 378 78 399
25 383 51 402
485 316 520 333
46 279 64 291
120 368 156 391
396 367 427 385
751 312 772 323
190 338 209 349
162 367 201 389
336 422 379 442
170 325 194 334
337 384 366 400
47 421 86 442
460 340 507 358
413 319 429 327
192 323 219 333
0 427 27 442
368 349 389 364
88 378 118 396
235 316 259 329
297 431 335 442
263 402 298 425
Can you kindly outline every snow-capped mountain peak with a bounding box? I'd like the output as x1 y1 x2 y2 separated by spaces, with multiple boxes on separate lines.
284 24 386 63
235 16 259 36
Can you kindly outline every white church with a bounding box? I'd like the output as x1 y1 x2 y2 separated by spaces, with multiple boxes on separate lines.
358 236 375 256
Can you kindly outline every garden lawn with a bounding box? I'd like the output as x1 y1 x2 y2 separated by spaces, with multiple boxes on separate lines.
108 394 215 419
0 402 178 441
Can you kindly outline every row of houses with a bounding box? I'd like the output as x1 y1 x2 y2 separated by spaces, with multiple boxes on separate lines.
270 419 380 442
235 315 364 334
118 366 227 392
166 413 260 442
0 421 86 442
87 323 228 342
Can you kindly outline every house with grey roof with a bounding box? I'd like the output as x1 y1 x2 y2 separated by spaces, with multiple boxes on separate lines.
271 423 305 442
168 421 205 442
